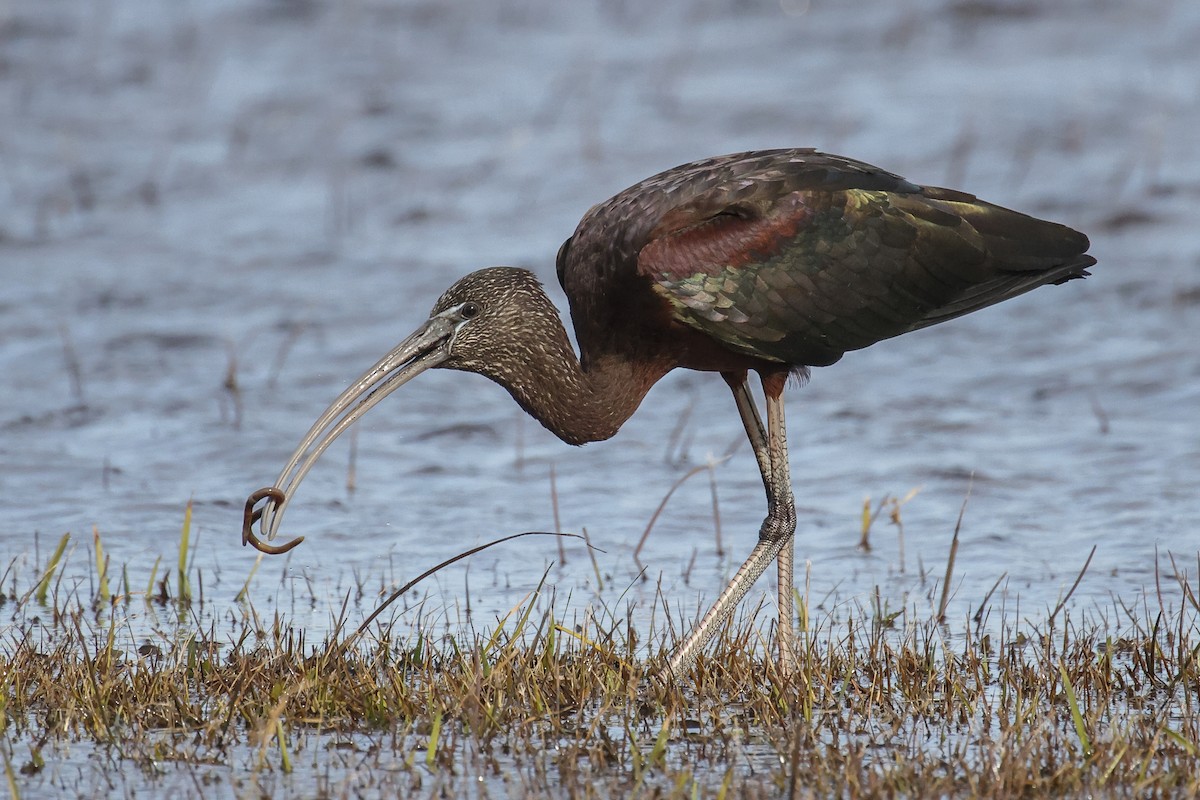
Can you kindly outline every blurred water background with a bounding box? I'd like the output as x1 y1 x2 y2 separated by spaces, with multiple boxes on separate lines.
1 0 1197 668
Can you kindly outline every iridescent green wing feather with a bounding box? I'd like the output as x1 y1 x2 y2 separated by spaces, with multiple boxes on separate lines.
638 180 1092 367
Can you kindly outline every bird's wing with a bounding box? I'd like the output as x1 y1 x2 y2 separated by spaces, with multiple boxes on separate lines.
638 179 1093 367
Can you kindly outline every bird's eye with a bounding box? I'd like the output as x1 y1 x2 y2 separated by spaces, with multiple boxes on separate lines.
460 302 480 319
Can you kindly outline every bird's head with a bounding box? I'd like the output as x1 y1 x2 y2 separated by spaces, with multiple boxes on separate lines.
430 267 557 376
250 266 555 545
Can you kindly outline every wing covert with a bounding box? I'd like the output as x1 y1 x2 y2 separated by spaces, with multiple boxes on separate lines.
639 185 1089 367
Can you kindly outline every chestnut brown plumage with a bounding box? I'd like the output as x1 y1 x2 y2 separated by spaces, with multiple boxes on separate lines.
247 149 1095 680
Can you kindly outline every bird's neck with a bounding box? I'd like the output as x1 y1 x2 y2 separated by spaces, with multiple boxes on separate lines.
515 349 664 446
471 322 665 447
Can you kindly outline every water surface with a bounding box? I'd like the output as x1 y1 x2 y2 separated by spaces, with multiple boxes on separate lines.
2 0 1198 794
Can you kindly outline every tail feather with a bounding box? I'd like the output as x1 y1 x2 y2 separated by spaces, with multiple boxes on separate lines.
915 253 1093 328
912 187 1094 328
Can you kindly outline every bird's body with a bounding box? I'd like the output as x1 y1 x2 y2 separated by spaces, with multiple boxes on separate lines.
561 149 1090 377
248 149 1094 680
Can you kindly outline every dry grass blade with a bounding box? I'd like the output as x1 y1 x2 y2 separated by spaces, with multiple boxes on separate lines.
1048 545 1097 626
550 464 566 566
973 571 1008 623
58 322 84 404
345 531 585 648
633 457 729 567
937 483 971 623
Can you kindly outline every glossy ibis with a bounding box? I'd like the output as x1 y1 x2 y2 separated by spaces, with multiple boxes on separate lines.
247 149 1094 680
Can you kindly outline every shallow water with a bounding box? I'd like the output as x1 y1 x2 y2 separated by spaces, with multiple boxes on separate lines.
2 0 1199 794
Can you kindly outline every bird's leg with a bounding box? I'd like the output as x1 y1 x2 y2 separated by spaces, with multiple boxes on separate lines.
726 373 770 487
762 377 797 673
728 373 797 672
659 371 796 681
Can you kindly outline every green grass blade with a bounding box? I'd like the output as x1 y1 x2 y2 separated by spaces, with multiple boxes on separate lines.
276 719 292 773
3 749 19 800
35 533 70 605
1163 727 1198 758
236 553 262 603
145 556 161 602
93 526 110 603
650 716 671 768
177 500 193 602
1059 660 1092 758
425 710 442 769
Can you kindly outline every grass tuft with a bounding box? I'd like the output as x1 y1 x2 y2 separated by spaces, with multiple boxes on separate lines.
3 506 1199 797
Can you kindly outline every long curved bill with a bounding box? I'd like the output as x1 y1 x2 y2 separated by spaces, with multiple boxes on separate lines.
251 311 458 546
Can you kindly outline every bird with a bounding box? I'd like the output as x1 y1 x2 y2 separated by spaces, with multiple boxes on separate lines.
246 148 1095 681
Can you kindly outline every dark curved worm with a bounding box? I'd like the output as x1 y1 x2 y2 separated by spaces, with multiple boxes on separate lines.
241 487 304 555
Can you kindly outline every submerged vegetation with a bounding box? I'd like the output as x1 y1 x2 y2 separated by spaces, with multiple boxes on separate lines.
2 517 1198 799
